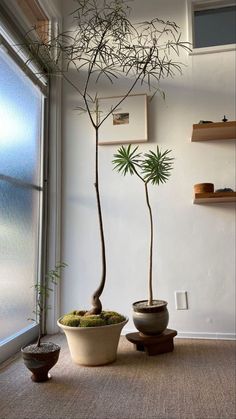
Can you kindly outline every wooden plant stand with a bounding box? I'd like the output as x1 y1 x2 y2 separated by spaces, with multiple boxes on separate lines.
126 329 177 356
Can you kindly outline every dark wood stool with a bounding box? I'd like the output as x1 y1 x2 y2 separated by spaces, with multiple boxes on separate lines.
126 328 177 356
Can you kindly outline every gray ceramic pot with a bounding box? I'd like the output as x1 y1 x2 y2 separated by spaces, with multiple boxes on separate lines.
21 342 60 382
133 300 169 336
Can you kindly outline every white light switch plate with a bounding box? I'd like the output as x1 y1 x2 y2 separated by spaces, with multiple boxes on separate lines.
175 291 188 310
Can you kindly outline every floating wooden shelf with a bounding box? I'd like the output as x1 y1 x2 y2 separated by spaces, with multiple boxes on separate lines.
194 191 236 204
191 121 236 141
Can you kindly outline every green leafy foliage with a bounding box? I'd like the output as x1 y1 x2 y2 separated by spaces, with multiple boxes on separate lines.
34 262 68 317
113 145 174 185
32 262 67 346
141 148 174 185
112 144 141 176
112 145 174 305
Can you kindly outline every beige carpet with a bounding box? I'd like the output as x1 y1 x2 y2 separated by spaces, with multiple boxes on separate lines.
0 334 235 419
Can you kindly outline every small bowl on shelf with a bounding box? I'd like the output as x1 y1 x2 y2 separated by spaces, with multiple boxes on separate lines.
194 183 214 194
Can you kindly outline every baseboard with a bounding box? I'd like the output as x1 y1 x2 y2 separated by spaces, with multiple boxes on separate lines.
122 327 236 341
176 331 236 340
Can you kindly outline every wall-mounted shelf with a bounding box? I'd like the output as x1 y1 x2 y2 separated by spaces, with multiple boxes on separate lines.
194 192 236 204
191 121 236 142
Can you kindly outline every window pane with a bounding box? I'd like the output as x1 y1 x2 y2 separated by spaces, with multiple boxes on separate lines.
0 48 42 184
0 46 43 342
194 6 236 48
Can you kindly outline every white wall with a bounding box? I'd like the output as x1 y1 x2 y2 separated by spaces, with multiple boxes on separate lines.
60 0 236 338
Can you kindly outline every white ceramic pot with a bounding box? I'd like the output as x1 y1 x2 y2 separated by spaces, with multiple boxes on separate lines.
57 316 128 366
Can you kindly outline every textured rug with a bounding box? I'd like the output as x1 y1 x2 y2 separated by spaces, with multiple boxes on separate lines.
0 334 235 419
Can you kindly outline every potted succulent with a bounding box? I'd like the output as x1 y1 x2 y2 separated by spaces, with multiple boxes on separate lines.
21 262 67 382
113 145 174 335
22 0 189 365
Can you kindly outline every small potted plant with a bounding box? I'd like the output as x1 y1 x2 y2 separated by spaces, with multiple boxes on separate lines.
21 262 67 382
22 0 189 365
113 145 174 335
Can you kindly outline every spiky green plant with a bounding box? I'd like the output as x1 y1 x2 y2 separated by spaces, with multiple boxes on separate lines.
113 145 174 305
22 0 190 314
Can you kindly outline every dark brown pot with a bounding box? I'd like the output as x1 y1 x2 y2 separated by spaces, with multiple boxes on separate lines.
21 342 60 382
133 300 169 336
194 183 214 193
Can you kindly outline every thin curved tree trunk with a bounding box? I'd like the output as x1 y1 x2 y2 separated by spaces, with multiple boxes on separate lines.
36 292 43 347
88 125 106 314
36 323 42 347
144 182 153 306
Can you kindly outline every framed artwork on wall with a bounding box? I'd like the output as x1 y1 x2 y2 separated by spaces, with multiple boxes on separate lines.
97 94 148 145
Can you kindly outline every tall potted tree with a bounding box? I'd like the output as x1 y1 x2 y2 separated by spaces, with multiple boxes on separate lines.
22 0 189 365
113 145 174 335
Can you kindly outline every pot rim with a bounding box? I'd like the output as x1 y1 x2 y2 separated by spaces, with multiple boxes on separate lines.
57 315 128 331
21 342 61 353
133 300 168 313
194 182 214 187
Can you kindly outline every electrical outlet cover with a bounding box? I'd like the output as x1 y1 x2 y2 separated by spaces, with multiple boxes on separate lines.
175 291 188 310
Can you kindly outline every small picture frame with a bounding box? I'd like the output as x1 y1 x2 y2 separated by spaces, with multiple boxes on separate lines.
97 94 148 145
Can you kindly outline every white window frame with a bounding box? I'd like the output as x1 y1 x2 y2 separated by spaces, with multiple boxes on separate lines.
38 0 63 335
0 1 62 364
186 0 236 55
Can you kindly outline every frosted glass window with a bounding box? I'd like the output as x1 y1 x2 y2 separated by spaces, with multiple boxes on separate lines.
0 46 44 342
194 6 236 48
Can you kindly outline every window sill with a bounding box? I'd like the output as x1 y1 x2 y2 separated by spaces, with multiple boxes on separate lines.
0 324 39 364
189 43 236 55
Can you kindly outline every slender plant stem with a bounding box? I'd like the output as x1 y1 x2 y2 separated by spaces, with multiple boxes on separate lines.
36 289 43 347
133 168 154 305
36 309 42 347
84 23 147 313
144 182 153 305
82 28 111 313
83 22 112 104
88 123 106 314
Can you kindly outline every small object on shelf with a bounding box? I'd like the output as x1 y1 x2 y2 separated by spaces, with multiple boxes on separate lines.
222 115 228 122
215 187 234 193
194 183 214 194
198 120 213 124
